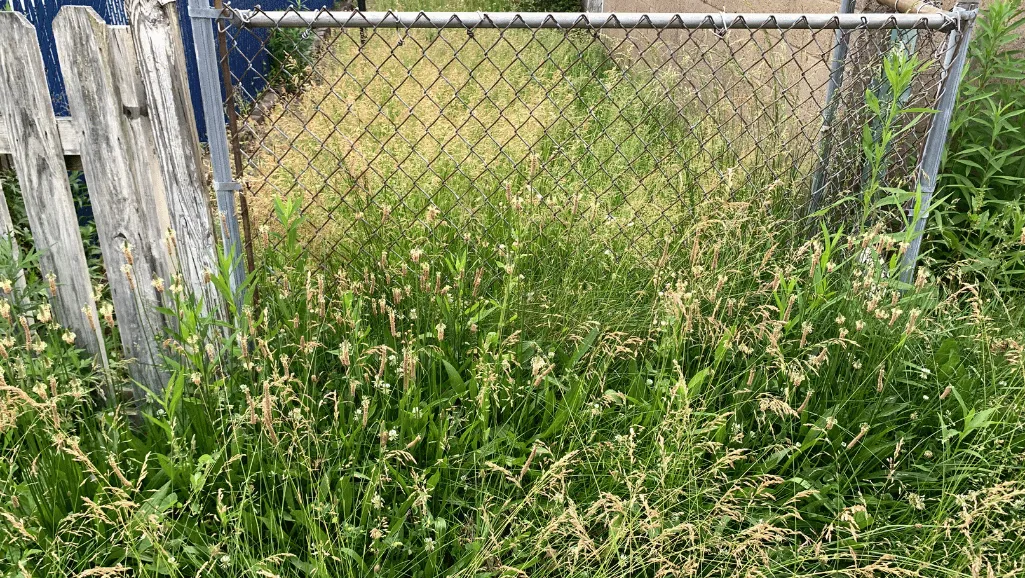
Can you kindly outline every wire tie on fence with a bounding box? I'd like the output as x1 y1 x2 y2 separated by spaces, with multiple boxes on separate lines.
466 11 487 37
231 8 252 26
713 12 727 38
949 11 961 33
214 180 243 193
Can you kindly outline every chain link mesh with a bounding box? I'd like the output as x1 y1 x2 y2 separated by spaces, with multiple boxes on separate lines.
217 8 957 278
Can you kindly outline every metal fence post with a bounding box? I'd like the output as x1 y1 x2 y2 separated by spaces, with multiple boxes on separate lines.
899 2 977 284
214 0 257 282
188 0 246 298
807 0 856 219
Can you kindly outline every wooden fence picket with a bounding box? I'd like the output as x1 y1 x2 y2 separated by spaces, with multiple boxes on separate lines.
0 0 240 398
128 0 226 318
54 6 173 393
0 12 108 367
107 25 174 243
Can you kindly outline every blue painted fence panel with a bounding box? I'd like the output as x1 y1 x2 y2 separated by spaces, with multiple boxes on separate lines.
9 0 294 141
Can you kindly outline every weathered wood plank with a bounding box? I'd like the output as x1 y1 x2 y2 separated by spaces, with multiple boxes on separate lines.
128 0 226 318
0 12 108 365
0 117 82 156
108 25 173 244
54 7 173 393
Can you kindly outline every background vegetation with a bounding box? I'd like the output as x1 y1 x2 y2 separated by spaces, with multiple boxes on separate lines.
931 0 1025 289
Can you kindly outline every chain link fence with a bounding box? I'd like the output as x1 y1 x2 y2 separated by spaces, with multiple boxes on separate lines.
207 6 973 282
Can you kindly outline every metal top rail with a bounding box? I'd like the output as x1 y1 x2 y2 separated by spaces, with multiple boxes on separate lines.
223 9 970 31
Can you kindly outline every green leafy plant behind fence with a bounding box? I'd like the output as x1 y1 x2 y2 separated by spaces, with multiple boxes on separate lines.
933 0 1025 287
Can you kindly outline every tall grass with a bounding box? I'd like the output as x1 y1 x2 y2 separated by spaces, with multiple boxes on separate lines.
2 188 1023 576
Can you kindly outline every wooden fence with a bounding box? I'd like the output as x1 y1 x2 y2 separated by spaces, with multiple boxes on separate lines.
0 0 226 395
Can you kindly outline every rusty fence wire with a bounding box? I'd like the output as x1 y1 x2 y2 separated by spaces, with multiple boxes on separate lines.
204 6 975 284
